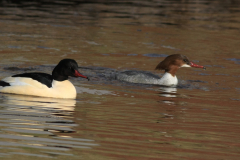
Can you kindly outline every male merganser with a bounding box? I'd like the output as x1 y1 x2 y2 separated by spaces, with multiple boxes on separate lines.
0 59 89 99
117 54 205 86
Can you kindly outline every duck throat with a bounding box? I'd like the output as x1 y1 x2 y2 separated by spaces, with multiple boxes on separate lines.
165 66 178 77
52 74 68 81
52 68 68 81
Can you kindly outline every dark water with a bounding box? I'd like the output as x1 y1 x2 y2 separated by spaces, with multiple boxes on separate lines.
1 0 240 30
0 0 240 160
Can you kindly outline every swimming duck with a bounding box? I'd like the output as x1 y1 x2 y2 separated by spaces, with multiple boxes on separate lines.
117 54 205 86
0 59 89 99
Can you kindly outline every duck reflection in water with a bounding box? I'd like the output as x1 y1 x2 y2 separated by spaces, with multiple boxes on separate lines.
0 93 99 157
158 87 177 98
0 93 76 134
1 93 76 111
157 87 177 105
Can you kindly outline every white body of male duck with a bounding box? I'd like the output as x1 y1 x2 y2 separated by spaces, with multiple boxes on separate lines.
117 54 206 86
0 59 89 99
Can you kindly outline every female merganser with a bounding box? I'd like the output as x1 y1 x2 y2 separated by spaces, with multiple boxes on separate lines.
0 59 89 99
117 54 205 86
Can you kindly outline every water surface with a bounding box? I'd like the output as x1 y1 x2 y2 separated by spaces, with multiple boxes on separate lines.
0 0 240 160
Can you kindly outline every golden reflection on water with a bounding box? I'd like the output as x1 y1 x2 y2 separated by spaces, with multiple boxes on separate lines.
0 94 98 159
2 94 76 110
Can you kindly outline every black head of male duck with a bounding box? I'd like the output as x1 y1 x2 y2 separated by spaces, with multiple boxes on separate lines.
52 59 89 81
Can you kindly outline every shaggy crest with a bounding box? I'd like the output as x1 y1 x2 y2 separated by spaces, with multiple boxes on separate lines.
155 54 190 72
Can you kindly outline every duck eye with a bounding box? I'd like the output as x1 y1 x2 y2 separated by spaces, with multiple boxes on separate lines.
183 59 188 62
68 66 74 72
